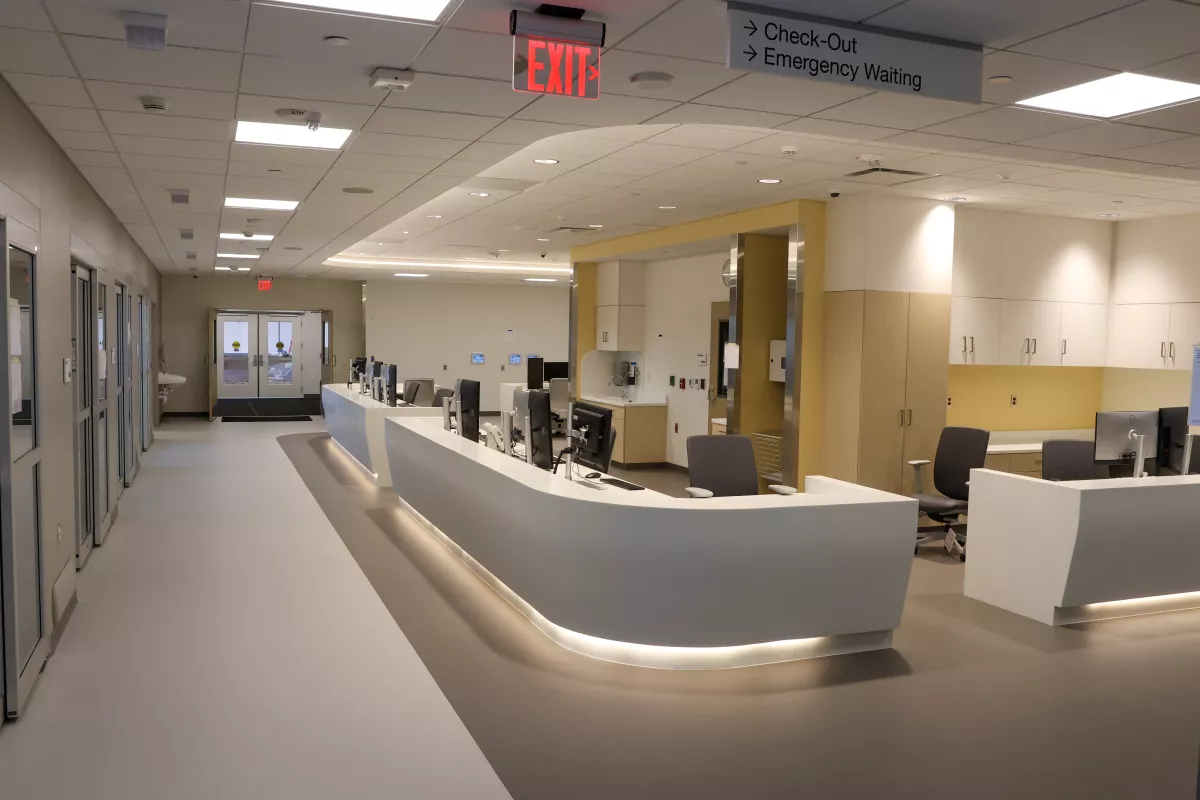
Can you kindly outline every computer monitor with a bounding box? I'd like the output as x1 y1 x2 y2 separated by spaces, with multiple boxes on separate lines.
571 401 614 472
1094 410 1159 465
456 378 481 443
527 357 545 391
527 389 553 470
543 361 568 382
383 365 398 406
1157 407 1198 474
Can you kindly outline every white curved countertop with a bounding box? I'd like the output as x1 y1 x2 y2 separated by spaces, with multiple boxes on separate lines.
322 383 442 487
384 417 918 669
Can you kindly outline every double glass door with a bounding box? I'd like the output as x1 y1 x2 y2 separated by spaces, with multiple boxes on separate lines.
217 313 302 399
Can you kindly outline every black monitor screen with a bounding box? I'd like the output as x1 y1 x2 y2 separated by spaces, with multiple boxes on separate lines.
543 361 568 382
527 357 545 391
457 379 481 443
1158 406 1199 474
571 402 613 472
527 389 553 470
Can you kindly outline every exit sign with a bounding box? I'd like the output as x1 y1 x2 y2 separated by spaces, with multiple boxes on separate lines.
513 34 600 99
257 278 272 291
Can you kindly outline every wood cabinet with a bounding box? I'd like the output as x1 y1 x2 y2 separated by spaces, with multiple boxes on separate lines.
586 401 667 465
595 261 645 352
710 420 727 435
949 296 999 365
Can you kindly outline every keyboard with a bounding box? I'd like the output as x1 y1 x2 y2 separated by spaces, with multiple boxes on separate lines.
600 477 644 491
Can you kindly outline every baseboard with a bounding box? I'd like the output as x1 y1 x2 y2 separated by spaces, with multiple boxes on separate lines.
163 411 210 418
50 593 78 654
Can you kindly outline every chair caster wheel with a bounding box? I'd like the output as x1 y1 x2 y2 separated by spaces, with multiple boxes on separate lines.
959 553 967 563
914 545 920 555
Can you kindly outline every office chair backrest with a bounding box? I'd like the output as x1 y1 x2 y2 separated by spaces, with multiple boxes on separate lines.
1042 440 1110 481
433 387 454 408
687 435 759 497
548 378 569 412
403 379 420 404
933 427 990 501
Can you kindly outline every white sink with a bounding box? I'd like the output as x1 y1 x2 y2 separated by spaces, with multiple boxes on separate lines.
158 372 186 406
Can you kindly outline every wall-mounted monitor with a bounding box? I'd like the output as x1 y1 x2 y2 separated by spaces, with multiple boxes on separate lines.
470 353 485 365
509 353 522 365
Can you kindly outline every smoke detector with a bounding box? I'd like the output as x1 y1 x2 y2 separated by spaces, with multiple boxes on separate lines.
140 95 169 113
371 68 415 91
781 144 798 155
628 71 674 90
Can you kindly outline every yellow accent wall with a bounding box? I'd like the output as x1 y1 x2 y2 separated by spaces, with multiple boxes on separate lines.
947 366 1103 431
735 234 788 441
572 262 596 399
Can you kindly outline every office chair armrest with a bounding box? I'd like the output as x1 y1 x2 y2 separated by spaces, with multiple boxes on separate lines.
907 460 931 495
685 487 714 499
767 484 798 495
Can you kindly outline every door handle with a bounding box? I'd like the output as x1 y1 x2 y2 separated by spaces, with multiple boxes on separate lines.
906 409 913 426
1024 338 1030 355
970 336 975 355
1170 342 1176 360
1032 338 1037 354
331 354 337 367
1162 342 1167 359
962 336 967 355
1061 340 1067 356
898 409 905 427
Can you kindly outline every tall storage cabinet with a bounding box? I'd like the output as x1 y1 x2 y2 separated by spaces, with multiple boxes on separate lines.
595 261 645 352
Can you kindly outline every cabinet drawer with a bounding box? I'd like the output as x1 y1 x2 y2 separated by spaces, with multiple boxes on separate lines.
984 454 1011 472
1009 452 1042 473
710 422 726 435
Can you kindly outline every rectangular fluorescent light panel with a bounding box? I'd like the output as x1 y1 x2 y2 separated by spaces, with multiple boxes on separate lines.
272 0 455 22
220 232 274 241
1017 73 1200 118
217 253 260 259
225 197 299 211
235 120 352 150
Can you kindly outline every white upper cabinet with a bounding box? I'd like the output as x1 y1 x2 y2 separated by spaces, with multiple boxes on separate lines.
1112 217 1200 305
949 296 1000 365
997 300 1033 366
1167 303 1200 371
596 261 645 306
1029 301 1063 367
1059 303 1108 368
1108 304 1170 370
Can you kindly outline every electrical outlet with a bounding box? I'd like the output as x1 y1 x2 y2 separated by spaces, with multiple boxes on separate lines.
1010 394 1018 407
947 396 952 407
674 422 679 433
669 375 675 386
442 364 447 371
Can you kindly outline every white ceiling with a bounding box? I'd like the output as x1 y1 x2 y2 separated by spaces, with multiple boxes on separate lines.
7 0 1200 282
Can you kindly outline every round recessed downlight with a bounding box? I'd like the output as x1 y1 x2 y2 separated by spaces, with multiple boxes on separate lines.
758 178 781 184
324 36 350 46
533 158 559 165
343 186 374 194
470 192 490 197
987 75 1013 85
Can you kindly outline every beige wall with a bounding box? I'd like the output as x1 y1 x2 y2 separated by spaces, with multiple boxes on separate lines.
0 76 161 660
161 276 365 413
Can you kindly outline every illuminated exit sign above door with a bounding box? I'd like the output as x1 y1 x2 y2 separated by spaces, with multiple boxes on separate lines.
513 34 600 99
257 278 272 291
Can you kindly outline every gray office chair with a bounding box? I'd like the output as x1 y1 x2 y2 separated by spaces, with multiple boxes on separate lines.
1041 440 1109 481
404 379 435 406
910 426 990 562
548 377 569 435
432 387 454 409
685 435 796 498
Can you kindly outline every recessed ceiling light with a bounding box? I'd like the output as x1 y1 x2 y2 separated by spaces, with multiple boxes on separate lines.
588 224 603 228
343 186 375 194
536 238 550 242
225 197 299 210
220 232 274 241
533 158 559 165
524 277 558 282
497 249 509 252
470 192 490 197
427 214 442 219
236 267 251 272
268 0 455 23
987 75 1013 85
235 120 352 150
217 253 260 259
1097 212 1120 218
758 178 781 184
284 246 303 251
658 205 677 210
215 266 233 272
1017 73 1200 118
394 272 429 277
324 35 350 46
946 196 968 202
330 258 570 274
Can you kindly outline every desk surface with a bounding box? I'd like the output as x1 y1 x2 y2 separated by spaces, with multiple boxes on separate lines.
986 429 1093 455
579 394 668 408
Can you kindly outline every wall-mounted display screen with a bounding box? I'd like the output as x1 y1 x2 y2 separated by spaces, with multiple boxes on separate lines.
509 353 522 365
471 353 485 365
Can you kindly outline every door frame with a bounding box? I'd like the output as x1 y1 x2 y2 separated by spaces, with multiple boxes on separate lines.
72 265 95 568
215 312 258 401
257 313 303 399
94 272 114 545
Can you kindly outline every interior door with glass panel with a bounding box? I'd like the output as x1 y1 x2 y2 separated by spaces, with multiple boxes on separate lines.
140 296 152 451
3 236 49 719
94 277 112 544
217 314 256 399
258 315 302 398
114 285 128 497
72 268 95 566
118 287 136 486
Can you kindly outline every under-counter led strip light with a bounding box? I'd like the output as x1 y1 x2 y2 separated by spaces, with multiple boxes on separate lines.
328 257 571 275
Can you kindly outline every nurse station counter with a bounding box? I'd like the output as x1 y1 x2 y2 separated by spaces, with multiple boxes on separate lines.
322 383 441 487
383 417 919 670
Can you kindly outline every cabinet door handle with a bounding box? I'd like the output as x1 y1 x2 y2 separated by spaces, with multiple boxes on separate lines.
1061 340 1067 356
898 409 905 427
1161 341 1167 359
906 409 913 426
1024 337 1030 355
1032 338 1037 354
961 335 967 355
970 336 975 355
1170 342 1176 360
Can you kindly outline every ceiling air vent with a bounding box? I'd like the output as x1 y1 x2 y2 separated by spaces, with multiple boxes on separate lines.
121 11 167 51
179 228 194 240
842 156 932 185
169 189 189 205
551 226 596 234
185 252 196 260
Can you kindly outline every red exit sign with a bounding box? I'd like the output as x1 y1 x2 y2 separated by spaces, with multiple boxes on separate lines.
513 34 600 99
257 278 272 291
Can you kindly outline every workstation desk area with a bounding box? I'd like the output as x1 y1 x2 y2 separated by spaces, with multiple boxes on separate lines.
384 417 918 669
322 383 442 487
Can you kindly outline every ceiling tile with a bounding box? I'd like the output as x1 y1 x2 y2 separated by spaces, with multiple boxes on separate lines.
645 126 771 149
85 80 236 119
969 144 1086 165
878 131 999 152
4 73 90 107
129 169 226 198
692 73 872 116
969 181 1061 199
1012 1 1200 71
29 104 104 132
224 175 315 202
64 149 124 168
226 160 328 182
774 117 903 141
481 119 587 145
46 0 250 51
451 0 678 48
347 132 467 159
1140 51 1200 84
120 153 229 174
1018 122 1187 155
1108 137 1200 166
577 157 673 177
1065 156 1167 174
0 28 75 76
583 124 676 141
244 2 434 68
1139 165 1200 182
312 168 422 198
229 141 339 167
614 142 716 165
515 94 678 126
728 132 847 157
382 74 537 117
62 36 241 91
0 0 52 30
815 92 983 129
865 0 1132 49
365 108 502 140
79 165 136 193
235 95 377 130
452 141 524 162
1123 102 1200 137
922 106 1090 143
428 159 492 177
111 134 227 160
413 28 514 81
955 163 1064 181
892 153 1000 175
612 0 727 63
647 103 796 129
239 55 389 105
978 51 1116 106
114 207 151 226
335 152 445 174
49 129 114 152
139 190 223 214
101 110 232 141
600 50 744 102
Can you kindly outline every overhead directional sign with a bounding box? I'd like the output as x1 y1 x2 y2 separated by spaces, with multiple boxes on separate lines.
727 3 982 104
1190 346 1200 427
513 33 600 100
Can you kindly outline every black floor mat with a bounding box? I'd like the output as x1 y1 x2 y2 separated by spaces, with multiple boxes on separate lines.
213 395 322 418
222 415 312 422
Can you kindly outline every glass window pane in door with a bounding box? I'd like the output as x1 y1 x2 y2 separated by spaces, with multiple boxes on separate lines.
222 321 250 385
9 247 36 459
266 321 293 385
97 285 107 401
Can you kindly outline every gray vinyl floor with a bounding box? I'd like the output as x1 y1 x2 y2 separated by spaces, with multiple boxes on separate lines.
283 430 1200 800
0 420 510 800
